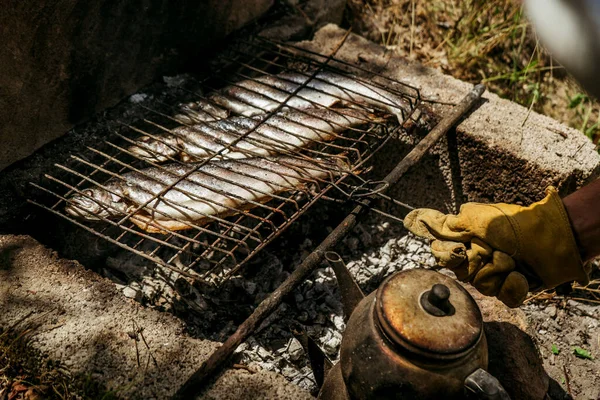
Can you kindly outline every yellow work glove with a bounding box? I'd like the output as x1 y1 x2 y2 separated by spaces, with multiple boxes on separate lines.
404 187 590 308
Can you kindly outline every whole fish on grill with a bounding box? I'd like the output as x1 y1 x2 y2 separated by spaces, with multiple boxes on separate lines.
65 156 350 233
174 71 412 124
129 108 377 163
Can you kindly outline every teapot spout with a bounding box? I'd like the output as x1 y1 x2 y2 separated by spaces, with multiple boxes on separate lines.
325 251 364 321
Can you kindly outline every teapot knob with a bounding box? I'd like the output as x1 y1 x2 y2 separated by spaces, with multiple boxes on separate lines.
420 283 455 316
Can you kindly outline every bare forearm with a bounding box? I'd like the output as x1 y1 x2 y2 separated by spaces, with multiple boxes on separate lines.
563 178 600 262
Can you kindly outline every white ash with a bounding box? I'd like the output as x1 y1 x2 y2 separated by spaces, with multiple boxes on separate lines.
129 93 150 103
103 209 436 394
162 74 190 88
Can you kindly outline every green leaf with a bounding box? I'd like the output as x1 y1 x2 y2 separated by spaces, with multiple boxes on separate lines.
573 347 593 360
551 344 560 355
568 93 588 109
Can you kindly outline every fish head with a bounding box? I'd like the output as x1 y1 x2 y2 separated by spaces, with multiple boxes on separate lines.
128 135 179 162
65 188 125 220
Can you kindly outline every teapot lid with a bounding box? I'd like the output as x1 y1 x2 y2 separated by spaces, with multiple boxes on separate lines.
375 269 483 359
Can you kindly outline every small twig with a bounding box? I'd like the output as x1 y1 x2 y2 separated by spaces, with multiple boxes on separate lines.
131 320 140 368
562 364 572 396
523 289 554 303
567 297 600 305
232 364 256 374
138 327 158 368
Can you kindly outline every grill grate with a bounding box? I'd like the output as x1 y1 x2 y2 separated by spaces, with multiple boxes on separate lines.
28 35 424 284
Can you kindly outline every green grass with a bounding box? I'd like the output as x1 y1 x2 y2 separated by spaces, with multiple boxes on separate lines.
348 0 600 147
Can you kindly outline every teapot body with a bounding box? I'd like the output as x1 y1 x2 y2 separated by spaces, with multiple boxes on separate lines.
340 290 488 399
319 269 491 400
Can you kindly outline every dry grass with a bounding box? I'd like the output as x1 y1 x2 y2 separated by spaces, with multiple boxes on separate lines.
347 0 600 146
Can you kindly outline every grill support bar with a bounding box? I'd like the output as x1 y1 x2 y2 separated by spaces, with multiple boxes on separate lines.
174 83 486 398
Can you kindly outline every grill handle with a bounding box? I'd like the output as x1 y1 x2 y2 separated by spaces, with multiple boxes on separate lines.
465 368 511 400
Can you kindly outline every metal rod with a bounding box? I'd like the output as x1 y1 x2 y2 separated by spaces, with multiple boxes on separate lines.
174 83 486 398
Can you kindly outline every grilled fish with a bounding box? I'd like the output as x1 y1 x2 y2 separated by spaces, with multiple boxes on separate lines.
65 156 349 233
129 108 374 163
174 71 411 124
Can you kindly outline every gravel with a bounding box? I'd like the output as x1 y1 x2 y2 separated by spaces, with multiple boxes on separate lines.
99 205 434 393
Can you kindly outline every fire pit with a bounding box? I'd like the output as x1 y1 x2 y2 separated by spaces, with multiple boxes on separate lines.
28 36 425 286
0 20 598 400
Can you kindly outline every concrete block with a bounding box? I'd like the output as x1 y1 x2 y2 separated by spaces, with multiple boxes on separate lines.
296 24 600 212
0 234 311 399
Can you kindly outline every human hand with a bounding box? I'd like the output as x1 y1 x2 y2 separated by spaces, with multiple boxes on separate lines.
404 187 590 307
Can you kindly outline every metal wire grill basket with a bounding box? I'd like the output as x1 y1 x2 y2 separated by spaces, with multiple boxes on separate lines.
28 36 424 284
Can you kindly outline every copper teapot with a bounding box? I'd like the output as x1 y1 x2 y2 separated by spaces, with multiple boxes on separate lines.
313 253 510 400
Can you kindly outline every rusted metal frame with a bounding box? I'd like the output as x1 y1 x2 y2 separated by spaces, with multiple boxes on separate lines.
184 214 251 272
230 42 417 106
173 84 486 398
56 112 394 280
27 186 202 280
202 195 295 278
113 33 351 229
64 155 259 251
134 88 374 167
38 173 227 267
86 143 293 231
233 40 419 110
49 155 115 211
135 114 357 190
217 60 410 124
103 139 265 242
169 220 244 273
255 36 421 104
221 160 362 279
199 59 390 131
49 163 245 264
118 115 361 209
139 107 368 164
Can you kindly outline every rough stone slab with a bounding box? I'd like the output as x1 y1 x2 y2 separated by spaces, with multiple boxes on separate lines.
297 24 600 211
0 235 311 400
0 0 272 172
464 286 550 400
